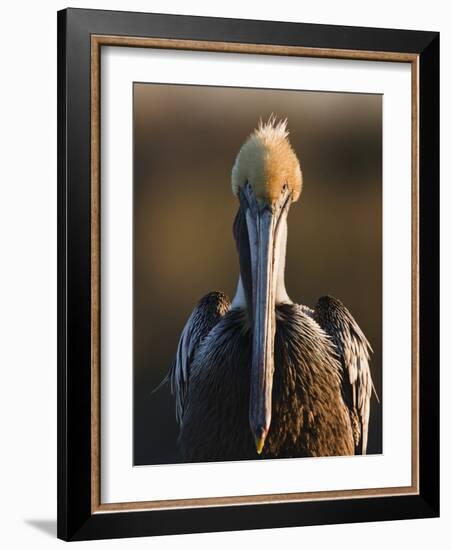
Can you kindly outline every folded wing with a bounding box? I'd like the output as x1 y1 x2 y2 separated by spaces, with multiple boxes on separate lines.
167 291 230 424
314 295 376 454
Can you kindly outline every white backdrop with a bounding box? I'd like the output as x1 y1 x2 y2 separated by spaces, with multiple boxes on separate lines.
102 48 412 504
0 0 448 548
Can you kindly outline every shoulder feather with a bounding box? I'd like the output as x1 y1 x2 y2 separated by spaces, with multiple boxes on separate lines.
314 295 376 454
167 292 230 424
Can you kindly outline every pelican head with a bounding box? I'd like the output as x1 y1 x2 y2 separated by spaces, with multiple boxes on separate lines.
231 117 303 454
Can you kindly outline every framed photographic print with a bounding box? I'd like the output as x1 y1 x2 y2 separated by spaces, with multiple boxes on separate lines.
57 8 439 541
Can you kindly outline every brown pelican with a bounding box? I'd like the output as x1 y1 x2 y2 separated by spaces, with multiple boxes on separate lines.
164 117 376 461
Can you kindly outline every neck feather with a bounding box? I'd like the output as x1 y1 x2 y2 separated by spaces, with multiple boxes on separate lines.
231 207 291 309
274 215 290 304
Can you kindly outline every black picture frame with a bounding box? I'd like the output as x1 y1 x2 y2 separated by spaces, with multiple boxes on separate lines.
57 7 439 541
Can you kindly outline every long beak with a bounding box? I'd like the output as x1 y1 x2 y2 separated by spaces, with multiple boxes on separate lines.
248 207 278 455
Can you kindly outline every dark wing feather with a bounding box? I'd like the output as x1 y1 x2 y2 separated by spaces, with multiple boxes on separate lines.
167 291 230 424
314 295 375 454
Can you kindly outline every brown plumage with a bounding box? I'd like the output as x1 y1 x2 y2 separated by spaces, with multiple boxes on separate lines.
177 302 355 461
314 295 375 454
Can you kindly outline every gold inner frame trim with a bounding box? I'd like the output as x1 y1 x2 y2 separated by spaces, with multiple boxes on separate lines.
90 34 420 514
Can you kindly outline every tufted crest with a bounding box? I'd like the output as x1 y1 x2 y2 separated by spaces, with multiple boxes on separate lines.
231 116 303 203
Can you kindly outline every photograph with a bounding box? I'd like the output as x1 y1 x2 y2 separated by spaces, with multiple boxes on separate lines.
133 83 383 465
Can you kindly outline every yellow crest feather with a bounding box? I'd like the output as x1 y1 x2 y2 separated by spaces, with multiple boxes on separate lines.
231 116 302 203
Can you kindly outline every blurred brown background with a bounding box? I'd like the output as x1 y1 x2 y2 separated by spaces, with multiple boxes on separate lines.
133 83 382 465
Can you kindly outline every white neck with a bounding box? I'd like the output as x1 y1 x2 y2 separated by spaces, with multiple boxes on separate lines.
274 214 291 304
231 215 291 309
231 276 246 308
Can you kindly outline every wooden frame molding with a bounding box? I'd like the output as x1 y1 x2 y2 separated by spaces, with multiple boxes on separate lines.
90 34 420 515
